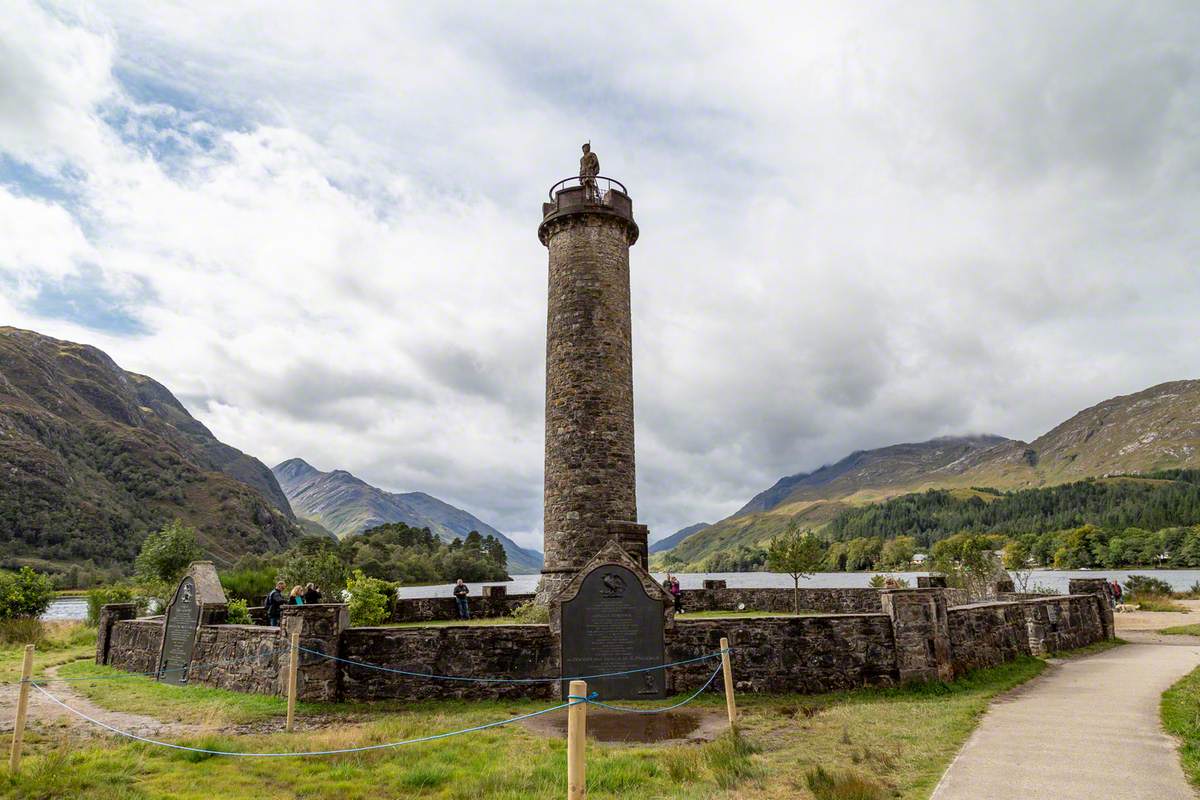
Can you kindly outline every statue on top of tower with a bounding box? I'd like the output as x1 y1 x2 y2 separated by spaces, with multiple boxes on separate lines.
579 142 600 202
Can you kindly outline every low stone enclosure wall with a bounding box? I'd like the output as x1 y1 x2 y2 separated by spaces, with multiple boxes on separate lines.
97 579 1114 703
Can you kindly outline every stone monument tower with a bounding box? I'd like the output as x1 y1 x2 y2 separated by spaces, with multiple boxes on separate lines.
537 146 648 601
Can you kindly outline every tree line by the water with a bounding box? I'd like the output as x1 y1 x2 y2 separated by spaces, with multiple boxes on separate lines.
826 471 1200 545
689 472 1200 573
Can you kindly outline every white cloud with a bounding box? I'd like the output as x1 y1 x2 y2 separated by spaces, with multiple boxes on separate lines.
2 1 1199 548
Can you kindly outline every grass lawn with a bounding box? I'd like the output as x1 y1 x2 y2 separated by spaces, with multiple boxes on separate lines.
1045 638 1126 660
0 623 95 684
1161 624 1200 636
384 611 823 627
1131 597 1189 613
2 642 1056 800
1163 663 1200 789
676 618 825 623
383 618 545 629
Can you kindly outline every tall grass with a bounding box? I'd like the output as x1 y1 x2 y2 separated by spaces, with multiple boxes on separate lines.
805 765 888 800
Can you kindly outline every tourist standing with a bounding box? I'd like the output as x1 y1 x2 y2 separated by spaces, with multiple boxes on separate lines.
1111 580 1123 607
290 585 306 605
670 576 682 614
453 578 471 620
303 583 322 604
265 581 286 626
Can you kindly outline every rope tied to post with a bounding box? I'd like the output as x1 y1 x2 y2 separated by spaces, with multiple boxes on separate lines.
30 683 590 758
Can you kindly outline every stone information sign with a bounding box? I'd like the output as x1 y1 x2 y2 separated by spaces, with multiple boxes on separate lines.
560 563 665 700
158 575 200 685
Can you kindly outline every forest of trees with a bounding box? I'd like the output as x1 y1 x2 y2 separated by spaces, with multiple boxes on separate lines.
339 522 509 584
826 471 1200 546
684 472 1200 574
218 522 511 604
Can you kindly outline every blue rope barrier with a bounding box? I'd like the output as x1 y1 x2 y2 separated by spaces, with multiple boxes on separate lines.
583 661 724 714
303 646 732 683
31 683 583 758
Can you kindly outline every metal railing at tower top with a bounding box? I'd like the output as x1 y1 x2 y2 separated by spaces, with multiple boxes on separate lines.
547 175 629 202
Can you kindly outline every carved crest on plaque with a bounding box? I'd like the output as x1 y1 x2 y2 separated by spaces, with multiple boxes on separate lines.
601 572 627 597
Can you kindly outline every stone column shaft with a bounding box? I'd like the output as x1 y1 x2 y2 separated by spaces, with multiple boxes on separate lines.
537 183 643 599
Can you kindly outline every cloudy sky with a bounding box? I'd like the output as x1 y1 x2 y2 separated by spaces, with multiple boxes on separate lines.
2 2 1198 550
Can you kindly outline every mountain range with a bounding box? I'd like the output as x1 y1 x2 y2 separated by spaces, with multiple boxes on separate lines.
656 379 1200 569
0 327 302 570
272 458 543 574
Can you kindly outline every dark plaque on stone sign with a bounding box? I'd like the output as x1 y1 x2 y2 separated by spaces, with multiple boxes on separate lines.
560 563 666 701
158 576 200 685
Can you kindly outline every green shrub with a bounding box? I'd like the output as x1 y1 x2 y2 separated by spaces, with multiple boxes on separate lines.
510 600 549 624
225 599 252 625
1136 596 1187 612
85 585 136 626
345 570 395 627
868 575 887 588
220 567 277 604
0 567 55 620
278 547 347 599
135 520 202 583
1125 574 1173 598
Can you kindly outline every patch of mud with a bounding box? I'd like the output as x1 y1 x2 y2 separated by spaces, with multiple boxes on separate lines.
521 707 727 744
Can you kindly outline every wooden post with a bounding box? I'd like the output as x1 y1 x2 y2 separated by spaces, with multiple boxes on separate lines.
8 644 34 774
567 679 587 800
720 637 737 729
285 628 300 732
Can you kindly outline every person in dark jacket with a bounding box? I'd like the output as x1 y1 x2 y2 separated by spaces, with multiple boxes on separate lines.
453 578 471 620
265 581 286 626
669 576 683 614
303 583 322 604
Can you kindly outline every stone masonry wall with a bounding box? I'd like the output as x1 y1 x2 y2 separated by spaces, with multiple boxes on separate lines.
339 625 559 701
947 594 1108 674
540 205 641 598
189 624 283 695
389 594 535 623
106 618 164 675
946 601 1032 675
96 588 1111 702
679 587 884 615
95 602 137 665
665 616 898 695
1022 595 1107 655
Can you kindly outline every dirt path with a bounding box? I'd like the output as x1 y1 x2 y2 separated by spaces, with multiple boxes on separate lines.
932 605 1200 800
0 661 201 740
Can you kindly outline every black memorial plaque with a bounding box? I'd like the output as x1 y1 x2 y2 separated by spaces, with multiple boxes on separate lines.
560 564 666 700
159 576 200 685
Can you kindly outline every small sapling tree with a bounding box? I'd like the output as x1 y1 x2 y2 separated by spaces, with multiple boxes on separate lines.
135 520 203 584
767 524 827 615
1003 539 1035 593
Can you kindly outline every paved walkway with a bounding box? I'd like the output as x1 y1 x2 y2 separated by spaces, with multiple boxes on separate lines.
933 617 1200 800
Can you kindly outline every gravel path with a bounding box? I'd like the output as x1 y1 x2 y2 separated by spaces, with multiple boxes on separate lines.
932 608 1200 800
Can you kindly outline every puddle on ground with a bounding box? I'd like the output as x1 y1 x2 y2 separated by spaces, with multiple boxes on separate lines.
522 708 725 744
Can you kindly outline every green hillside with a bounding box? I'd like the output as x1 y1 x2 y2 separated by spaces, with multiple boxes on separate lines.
0 327 304 576
655 380 1200 570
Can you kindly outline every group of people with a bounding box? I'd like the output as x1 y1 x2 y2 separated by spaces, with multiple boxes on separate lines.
661 574 683 613
264 581 323 627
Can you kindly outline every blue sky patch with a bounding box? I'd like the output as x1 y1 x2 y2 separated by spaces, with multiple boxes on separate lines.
23 265 150 336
